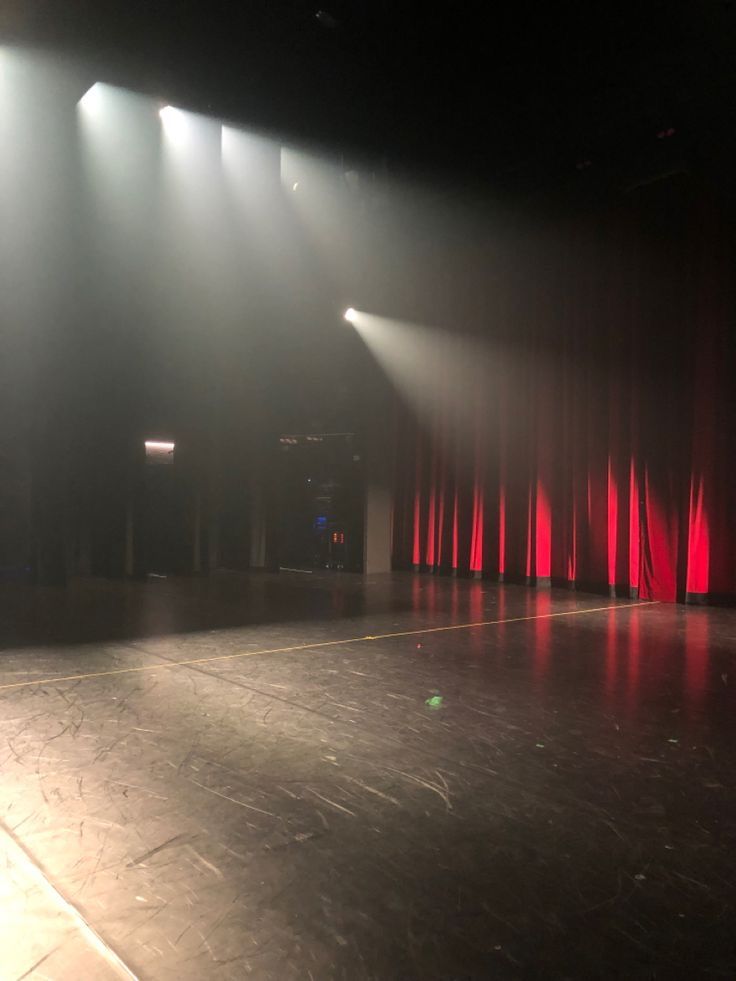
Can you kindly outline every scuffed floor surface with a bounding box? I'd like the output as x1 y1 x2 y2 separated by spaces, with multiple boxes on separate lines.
0 571 734 979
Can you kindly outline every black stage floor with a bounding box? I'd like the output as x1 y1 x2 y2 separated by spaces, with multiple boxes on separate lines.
0 572 734 980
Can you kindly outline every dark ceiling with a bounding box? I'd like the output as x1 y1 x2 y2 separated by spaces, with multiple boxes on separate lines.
2 1 735 190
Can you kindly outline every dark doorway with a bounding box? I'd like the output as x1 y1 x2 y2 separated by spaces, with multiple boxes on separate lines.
134 441 192 576
276 434 363 572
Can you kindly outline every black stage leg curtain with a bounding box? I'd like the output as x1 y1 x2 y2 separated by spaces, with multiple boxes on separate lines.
392 181 736 604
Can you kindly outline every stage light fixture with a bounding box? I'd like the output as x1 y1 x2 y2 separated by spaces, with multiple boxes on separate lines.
159 105 188 143
344 308 357 323
78 82 103 113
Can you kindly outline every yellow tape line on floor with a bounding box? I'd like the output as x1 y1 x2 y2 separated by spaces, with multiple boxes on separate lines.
0 601 657 694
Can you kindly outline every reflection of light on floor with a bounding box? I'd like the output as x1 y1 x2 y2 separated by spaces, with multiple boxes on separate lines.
626 609 641 715
0 826 137 978
685 611 710 717
0 601 652 695
605 607 618 700
532 593 552 685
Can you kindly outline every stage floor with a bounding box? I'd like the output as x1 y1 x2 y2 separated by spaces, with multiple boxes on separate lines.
0 572 734 979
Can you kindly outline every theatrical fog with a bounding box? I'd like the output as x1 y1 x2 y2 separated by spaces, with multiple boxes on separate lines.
0 8 735 981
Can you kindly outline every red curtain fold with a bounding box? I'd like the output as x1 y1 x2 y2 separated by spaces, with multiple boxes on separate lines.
685 197 730 599
424 444 437 568
394 182 736 603
411 447 422 568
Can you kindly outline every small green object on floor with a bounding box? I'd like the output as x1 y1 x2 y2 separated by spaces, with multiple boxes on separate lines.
426 695 443 709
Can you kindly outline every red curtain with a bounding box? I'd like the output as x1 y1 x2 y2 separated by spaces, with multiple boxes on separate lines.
392 181 736 603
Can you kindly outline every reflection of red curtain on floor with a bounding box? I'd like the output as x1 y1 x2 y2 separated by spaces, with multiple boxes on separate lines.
392 182 736 604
